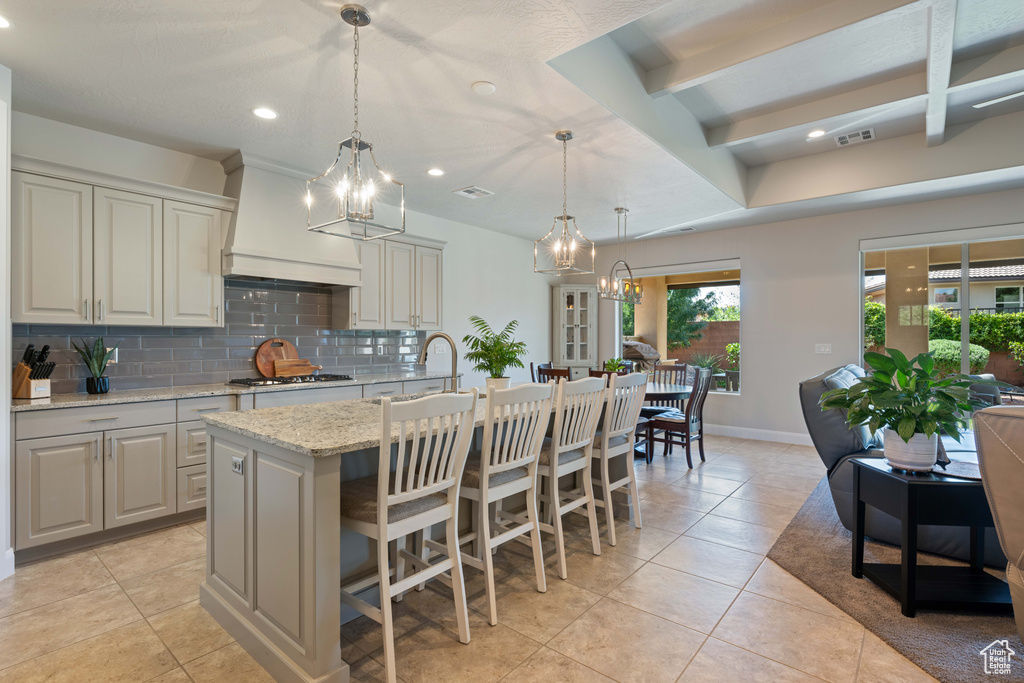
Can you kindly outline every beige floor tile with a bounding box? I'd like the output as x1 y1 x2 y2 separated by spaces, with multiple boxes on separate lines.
783 444 820 457
558 546 645 595
383 610 539 683
632 464 687 484
745 560 857 624
702 436 748 451
347 654 395 683
341 582 456 655
572 521 679 560
120 557 206 617
772 462 829 480
147 600 234 664
634 502 706 534
149 668 192 682
94 525 206 582
504 646 614 682
547 598 704 683
0 549 114 618
608 562 739 634
709 497 800 529
746 471 823 493
684 515 784 554
712 592 864 683
731 482 813 509
184 642 275 683
706 455 777 471
669 472 744 496
856 631 938 682
651 535 763 588
0 584 142 669
0 620 175 683
688 464 756 482
678 637 822 682
190 518 208 536
640 484 727 513
468 570 600 643
729 440 791 455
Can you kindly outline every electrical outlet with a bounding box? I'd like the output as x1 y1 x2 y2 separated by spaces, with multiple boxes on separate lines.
815 344 832 355
106 347 118 363
434 342 447 354
231 456 244 475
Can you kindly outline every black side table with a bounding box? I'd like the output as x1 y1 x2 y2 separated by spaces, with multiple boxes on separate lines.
851 457 1013 617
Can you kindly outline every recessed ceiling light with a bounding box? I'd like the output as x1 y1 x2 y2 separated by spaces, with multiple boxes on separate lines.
807 129 826 138
471 81 496 95
0 15 11 28
427 168 445 176
252 107 278 119
973 90 1024 109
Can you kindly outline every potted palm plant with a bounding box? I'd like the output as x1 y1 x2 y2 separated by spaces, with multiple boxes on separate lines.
820 348 1003 471
462 316 528 391
72 337 119 394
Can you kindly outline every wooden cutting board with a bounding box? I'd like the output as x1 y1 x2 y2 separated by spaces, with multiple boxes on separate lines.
273 359 324 377
255 338 299 377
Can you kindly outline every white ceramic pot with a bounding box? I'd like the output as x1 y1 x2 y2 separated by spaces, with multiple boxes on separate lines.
883 428 938 471
485 377 512 391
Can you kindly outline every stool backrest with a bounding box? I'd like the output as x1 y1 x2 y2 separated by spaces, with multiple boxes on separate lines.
380 390 479 511
550 377 606 453
480 382 555 479
603 372 648 440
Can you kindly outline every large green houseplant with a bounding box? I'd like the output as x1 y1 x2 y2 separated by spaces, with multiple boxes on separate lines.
819 348 1003 471
462 316 528 390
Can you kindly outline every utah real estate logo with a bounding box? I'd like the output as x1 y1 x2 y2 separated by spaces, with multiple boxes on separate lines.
980 639 1016 675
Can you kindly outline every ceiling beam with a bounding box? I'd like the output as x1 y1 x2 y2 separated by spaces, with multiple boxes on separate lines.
707 73 927 148
645 0 921 97
949 42 1024 91
924 0 958 146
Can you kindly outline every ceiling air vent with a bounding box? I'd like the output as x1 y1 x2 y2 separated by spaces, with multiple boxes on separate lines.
452 186 494 199
834 128 875 147
664 226 696 234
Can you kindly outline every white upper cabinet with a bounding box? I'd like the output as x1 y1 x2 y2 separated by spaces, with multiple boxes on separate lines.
94 188 163 326
12 172 94 324
351 240 385 329
552 285 598 369
163 201 223 327
415 246 443 331
385 240 416 329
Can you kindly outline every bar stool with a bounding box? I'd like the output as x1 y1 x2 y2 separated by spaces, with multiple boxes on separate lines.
537 376 606 579
591 372 648 546
338 390 479 683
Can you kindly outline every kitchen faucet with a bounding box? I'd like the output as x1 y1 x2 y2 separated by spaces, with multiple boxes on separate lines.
418 332 458 393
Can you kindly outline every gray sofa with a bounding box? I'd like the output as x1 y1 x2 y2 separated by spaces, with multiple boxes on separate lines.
800 364 1005 566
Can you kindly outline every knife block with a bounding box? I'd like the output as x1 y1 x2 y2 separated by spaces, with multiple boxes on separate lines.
13 362 50 400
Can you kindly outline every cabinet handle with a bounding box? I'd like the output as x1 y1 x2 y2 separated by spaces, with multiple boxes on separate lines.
84 298 90 321
378 390 396 395
86 416 119 422
215 305 220 324
105 437 112 459
96 299 104 322
196 407 220 414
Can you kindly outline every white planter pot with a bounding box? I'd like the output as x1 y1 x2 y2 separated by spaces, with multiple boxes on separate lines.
485 377 512 392
883 428 938 472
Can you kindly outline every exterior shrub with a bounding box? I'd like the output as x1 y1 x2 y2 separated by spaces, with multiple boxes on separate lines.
864 303 1024 352
928 339 989 375
725 343 740 370
864 299 886 347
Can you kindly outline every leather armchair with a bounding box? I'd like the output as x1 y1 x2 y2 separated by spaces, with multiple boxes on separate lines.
975 406 1024 639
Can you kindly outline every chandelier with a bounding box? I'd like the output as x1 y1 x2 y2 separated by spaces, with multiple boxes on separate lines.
305 4 405 240
534 131 595 275
598 208 643 304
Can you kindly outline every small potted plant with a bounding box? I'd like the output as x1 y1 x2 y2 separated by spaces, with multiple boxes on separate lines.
462 316 527 391
820 348 1003 471
72 337 119 394
603 358 628 373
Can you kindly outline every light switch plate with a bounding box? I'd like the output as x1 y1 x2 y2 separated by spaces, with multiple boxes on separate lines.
815 344 832 355
434 342 447 354
231 456 244 475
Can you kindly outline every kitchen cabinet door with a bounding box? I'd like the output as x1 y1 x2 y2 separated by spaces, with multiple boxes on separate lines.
385 241 416 330
177 420 208 467
104 424 177 529
94 188 163 326
163 201 223 327
352 239 385 329
415 246 443 331
15 433 103 549
12 172 94 324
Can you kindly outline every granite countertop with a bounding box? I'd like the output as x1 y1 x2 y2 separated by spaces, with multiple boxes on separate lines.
203 390 487 458
10 371 459 413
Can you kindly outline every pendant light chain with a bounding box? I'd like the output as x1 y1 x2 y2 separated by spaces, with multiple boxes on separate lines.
562 137 568 218
351 22 360 139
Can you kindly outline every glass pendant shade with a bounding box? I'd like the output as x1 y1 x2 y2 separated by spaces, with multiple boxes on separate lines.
598 208 643 304
535 131 595 275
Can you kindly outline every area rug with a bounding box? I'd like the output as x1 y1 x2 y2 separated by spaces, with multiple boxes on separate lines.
768 479 1021 683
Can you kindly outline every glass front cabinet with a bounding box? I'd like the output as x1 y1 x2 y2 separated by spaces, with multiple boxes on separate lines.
552 285 598 377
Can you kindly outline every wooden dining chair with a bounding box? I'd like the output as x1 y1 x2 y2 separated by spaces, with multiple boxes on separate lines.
648 367 712 468
537 366 571 383
338 390 479 683
646 363 688 454
530 362 553 382
591 372 647 546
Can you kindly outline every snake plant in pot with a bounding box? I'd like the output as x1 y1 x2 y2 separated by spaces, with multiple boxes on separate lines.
819 348 1003 471
72 337 119 394
462 316 528 391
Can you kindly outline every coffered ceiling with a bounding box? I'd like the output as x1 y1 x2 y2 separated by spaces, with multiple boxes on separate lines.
1 0 1023 242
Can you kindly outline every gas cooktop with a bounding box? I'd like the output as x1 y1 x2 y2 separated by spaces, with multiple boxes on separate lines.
227 374 353 387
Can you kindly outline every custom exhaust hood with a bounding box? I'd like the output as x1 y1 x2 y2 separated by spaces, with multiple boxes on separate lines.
220 152 364 286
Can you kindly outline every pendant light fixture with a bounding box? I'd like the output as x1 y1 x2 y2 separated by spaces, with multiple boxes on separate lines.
534 131 595 275
305 4 405 240
598 208 643 304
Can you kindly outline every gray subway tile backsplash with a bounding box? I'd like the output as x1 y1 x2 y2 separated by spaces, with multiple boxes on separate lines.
13 278 426 395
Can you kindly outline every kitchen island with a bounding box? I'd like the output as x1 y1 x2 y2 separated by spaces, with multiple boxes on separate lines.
200 394 488 683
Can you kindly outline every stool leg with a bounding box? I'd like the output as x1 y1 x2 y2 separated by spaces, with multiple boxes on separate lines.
377 537 397 683
479 492 498 626
548 468 569 580
600 456 616 546
627 457 642 529
583 456 602 556
445 515 471 645
526 478 547 593
393 536 406 603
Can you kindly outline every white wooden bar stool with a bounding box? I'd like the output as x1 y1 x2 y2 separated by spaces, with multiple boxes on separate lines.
338 390 479 683
591 372 648 546
455 382 555 626
537 376 606 579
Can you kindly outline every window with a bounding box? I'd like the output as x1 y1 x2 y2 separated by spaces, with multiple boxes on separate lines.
995 286 1022 310
933 287 958 305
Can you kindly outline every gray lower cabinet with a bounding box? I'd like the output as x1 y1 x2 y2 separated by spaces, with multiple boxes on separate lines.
15 433 104 550
177 464 207 512
104 424 177 529
177 420 208 467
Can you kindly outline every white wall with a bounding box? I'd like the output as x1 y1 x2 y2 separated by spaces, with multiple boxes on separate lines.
597 188 1024 444
1 65 13 581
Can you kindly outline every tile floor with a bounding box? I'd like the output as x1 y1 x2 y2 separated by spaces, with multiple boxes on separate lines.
0 436 938 682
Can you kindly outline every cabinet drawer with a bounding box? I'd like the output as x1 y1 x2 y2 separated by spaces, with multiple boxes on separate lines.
15 400 176 441
177 395 234 422
253 385 362 409
177 464 207 512
177 420 208 467
363 382 403 399
403 378 446 395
